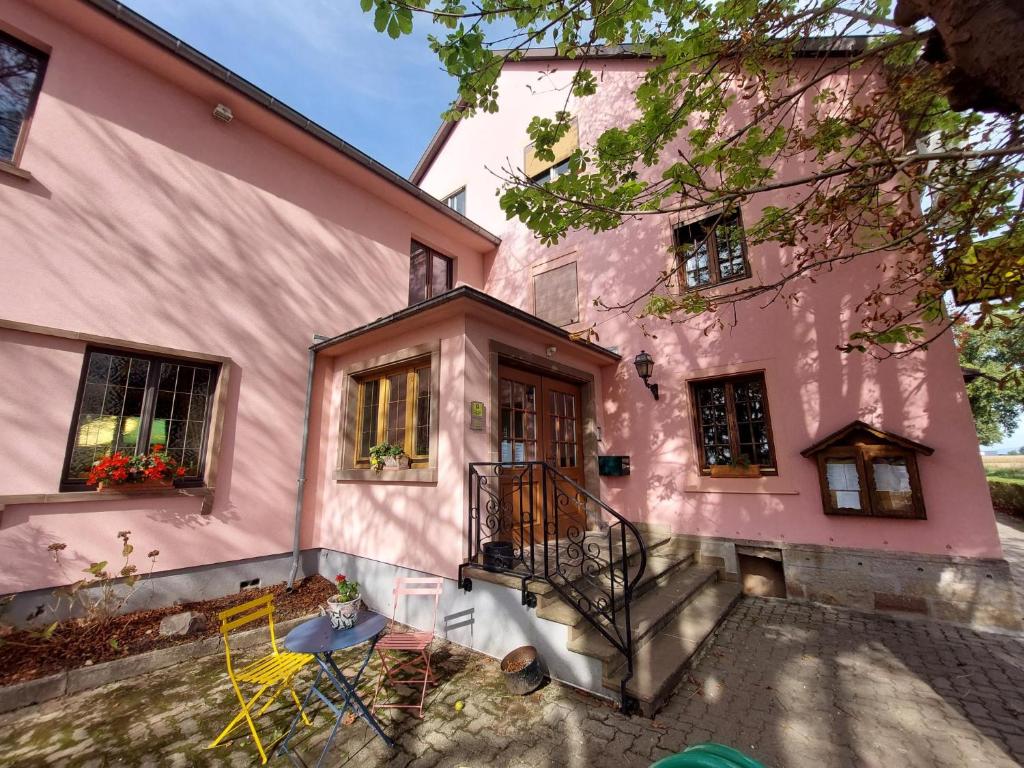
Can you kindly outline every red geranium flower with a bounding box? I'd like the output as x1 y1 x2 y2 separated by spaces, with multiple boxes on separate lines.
336 574 346 583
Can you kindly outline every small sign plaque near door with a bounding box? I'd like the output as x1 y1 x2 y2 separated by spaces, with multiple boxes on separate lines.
469 401 486 431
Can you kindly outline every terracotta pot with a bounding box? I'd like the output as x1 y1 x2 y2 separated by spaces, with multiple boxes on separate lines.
97 478 174 493
709 464 762 478
324 594 361 630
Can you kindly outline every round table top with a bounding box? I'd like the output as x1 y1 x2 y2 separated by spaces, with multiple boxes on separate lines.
283 611 387 655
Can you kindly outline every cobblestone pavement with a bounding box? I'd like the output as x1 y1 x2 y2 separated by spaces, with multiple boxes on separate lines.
997 512 1024 610
1 598 1023 767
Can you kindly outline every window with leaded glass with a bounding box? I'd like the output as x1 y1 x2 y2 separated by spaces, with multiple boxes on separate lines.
690 372 775 475
354 360 431 466
673 210 749 290
409 241 453 305
0 30 47 165
62 348 218 489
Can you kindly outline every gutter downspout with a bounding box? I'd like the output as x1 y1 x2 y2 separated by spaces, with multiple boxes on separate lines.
286 335 328 591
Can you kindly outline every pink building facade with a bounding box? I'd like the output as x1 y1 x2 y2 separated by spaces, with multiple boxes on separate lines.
0 0 1018 708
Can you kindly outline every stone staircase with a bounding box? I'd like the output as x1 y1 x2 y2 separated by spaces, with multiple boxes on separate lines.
466 531 740 716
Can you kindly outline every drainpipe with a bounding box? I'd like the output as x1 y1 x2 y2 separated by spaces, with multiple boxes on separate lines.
286 335 328 591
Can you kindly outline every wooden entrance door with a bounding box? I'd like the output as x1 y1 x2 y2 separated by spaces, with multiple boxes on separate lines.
498 366 587 548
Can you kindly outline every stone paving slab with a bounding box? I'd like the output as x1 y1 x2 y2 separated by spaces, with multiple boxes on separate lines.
1 598 1023 766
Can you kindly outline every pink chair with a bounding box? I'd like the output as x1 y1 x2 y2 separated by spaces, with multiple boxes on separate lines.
371 576 444 718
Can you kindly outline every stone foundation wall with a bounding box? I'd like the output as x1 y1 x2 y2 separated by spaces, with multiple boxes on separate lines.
640 525 1021 633
783 546 1021 632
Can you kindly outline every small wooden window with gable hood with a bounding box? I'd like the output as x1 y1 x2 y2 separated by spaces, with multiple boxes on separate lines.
801 420 932 519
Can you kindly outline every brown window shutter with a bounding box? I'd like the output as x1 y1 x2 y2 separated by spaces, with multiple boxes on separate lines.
524 119 579 179
534 262 580 326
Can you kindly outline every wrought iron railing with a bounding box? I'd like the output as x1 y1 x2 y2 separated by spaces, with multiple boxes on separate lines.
458 461 647 713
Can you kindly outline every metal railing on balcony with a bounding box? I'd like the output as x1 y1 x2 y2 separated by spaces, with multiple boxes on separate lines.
458 461 647 713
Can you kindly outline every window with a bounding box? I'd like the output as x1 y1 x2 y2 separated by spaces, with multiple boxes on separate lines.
530 158 570 185
443 187 466 215
674 210 749 290
0 30 47 165
409 241 453 305
802 421 930 519
524 117 579 182
690 372 775 474
62 348 218 489
353 360 431 466
534 261 579 326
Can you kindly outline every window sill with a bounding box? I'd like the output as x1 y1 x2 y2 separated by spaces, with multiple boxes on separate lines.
335 468 438 484
0 161 33 181
0 486 215 515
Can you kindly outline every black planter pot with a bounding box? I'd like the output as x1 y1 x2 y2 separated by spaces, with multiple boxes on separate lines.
482 540 515 570
500 645 545 695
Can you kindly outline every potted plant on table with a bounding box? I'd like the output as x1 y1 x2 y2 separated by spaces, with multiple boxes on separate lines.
369 442 409 472
88 446 187 492
325 574 361 630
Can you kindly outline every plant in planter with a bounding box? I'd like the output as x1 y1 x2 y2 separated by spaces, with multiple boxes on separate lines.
87 445 187 491
325 574 361 630
369 442 409 472
709 454 762 478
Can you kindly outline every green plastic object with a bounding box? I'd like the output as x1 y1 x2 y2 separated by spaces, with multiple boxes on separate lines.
650 743 766 768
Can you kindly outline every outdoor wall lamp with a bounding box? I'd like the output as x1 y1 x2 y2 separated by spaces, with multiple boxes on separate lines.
633 350 659 400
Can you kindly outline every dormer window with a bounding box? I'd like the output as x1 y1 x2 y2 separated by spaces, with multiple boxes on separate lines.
801 421 932 519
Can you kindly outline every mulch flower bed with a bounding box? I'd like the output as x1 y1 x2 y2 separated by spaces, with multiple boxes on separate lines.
0 575 334 686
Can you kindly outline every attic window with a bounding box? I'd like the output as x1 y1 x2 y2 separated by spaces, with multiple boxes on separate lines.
524 118 578 182
801 421 932 519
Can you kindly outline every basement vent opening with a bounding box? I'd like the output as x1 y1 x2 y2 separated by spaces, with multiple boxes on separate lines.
239 578 261 591
736 547 786 598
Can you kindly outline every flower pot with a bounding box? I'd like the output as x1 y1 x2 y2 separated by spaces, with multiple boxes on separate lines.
482 540 515 570
97 478 174 493
325 594 361 631
709 464 761 479
383 455 410 470
500 645 545 695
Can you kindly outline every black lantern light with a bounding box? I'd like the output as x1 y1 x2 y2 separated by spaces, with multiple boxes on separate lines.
633 350 659 400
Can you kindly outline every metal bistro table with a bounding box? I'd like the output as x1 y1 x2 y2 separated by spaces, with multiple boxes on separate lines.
277 610 394 766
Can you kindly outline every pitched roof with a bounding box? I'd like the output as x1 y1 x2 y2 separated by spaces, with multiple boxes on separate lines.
800 420 935 458
409 36 869 185
83 0 500 247
310 285 621 362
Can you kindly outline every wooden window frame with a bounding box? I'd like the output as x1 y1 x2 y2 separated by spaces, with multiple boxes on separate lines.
409 240 453 306
817 444 926 519
0 28 49 169
689 371 777 476
60 346 219 491
673 209 751 291
352 359 432 468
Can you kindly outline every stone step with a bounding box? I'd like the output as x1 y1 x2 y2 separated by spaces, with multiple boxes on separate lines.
565 563 719 662
605 581 742 716
536 551 694 625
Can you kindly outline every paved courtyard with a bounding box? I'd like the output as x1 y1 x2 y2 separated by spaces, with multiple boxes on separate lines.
2 596 1023 767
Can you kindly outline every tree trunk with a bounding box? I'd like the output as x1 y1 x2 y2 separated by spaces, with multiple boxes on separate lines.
894 0 1024 114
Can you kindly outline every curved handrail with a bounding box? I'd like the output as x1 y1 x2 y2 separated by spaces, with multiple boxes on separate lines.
464 460 647 712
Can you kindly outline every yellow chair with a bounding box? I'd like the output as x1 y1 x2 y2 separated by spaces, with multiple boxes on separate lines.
207 593 314 764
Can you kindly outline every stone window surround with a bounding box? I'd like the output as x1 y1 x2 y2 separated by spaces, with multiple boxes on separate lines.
0 319 232 516
0 19 51 176
335 341 441 484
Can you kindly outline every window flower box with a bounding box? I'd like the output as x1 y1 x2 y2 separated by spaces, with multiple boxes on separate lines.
97 478 174 493
710 464 762 478
383 455 411 470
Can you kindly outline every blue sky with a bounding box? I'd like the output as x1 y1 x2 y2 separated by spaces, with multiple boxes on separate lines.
122 0 455 178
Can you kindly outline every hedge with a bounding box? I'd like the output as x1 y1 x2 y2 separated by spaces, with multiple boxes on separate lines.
989 479 1024 515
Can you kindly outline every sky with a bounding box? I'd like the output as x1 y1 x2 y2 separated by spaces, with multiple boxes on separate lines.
122 0 456 178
